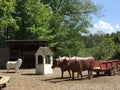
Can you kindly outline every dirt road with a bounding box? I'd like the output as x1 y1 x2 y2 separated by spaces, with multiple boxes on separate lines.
0 68 120 90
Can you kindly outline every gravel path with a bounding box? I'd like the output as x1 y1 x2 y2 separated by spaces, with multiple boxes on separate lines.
0 68 120 90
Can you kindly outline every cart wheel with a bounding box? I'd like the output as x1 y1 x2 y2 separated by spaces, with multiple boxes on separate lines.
96 72 100 76
110 70 116 76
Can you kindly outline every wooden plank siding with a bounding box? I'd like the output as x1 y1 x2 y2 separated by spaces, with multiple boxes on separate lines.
0 48 9 68
6 40 48 68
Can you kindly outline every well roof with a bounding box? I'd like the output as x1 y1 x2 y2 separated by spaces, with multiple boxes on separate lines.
36 47 53 56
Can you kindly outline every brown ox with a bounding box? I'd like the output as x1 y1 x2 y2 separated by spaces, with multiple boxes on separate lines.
62 57 95 80
51 57 71 78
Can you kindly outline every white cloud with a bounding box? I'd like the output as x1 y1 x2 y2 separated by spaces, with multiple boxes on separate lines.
93 20 120 34
93 21 114 33
116 24 120 29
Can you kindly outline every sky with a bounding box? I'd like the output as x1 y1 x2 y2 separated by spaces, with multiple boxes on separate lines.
90 0 120 34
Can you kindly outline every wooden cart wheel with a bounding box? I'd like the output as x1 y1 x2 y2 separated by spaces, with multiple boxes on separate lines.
109 68 116 76
96 72 100 76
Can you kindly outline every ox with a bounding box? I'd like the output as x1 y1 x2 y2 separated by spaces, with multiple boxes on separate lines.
62 57 95 80
6 58 22 72
51 56 71 78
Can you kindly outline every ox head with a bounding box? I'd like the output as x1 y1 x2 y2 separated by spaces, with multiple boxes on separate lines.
51 59 62 69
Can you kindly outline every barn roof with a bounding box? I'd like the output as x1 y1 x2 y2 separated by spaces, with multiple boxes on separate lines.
6 40 48 46
6 40 48 50
35 47 53 56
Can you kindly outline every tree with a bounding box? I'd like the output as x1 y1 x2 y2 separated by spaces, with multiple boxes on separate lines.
0 0 54 48
42 0 100 57
111 32 120 59
0 0 19 47
91 38 116 59
0 0 18 40
84 34 104 48
12 0 53 41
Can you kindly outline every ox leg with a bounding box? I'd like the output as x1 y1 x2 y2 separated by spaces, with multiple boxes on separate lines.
61 71 64 78
72 71 75 80
80 72 83 80
77 72 79 78
68 70 71 78
77 72 83 78
88 70 90 79
90 70 93 78
88 70 92 79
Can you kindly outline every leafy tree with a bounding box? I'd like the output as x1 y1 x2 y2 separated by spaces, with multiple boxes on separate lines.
0 0 19 47
0 0 53 47
12 0 53 41
0 32 7 48
91 38 116 59
84 34 104 48
111 32 120 59
42 0 100 57
0 0 18 40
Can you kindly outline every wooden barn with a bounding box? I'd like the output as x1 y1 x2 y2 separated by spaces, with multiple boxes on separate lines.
6 40 48 68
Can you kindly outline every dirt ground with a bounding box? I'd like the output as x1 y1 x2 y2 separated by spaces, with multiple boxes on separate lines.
1 68 120 90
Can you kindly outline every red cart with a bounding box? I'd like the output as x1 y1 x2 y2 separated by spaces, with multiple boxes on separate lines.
93 59 120 76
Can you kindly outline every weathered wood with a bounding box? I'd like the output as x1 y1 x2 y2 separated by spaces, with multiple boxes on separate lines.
6 40 48 68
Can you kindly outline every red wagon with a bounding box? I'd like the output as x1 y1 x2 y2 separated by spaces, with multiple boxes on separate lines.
93 59 120 76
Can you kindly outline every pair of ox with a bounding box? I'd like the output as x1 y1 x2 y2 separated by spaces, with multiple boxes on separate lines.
51 56 95 80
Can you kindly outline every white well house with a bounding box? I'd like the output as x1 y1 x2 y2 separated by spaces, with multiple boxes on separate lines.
35 47 53 75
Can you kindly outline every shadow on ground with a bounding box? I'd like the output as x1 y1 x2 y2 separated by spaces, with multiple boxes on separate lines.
42 77 88 83
21 73 44 76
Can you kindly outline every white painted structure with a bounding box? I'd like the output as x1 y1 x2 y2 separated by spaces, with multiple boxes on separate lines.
6 58 22 72
35 47 53 75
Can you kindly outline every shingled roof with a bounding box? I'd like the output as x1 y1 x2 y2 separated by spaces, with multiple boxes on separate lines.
35 47 53 56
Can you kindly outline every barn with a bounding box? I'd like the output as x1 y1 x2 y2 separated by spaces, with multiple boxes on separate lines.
6 40 48 68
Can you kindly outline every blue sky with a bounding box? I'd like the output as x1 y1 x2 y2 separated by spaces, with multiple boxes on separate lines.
90 0 120 34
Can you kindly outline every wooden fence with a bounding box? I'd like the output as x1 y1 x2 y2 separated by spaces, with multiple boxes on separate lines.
0 48 9 68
